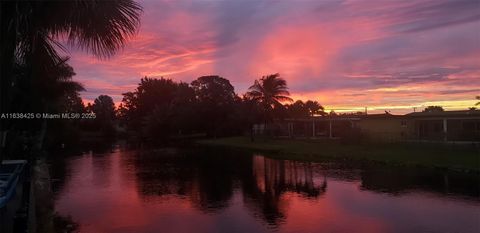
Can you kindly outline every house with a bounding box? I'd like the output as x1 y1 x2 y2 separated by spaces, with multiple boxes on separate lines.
266 110 480 143
356 113 409 142
405 110 480 142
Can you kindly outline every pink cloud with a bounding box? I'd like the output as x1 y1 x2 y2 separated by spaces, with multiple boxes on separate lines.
64 0 480 113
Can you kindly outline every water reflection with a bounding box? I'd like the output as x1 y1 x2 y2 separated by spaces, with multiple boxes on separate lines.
133 149 237 212
51 146 480 233
360 168 480 197
243 156 327 225
251 155 327 198
131 149 328 224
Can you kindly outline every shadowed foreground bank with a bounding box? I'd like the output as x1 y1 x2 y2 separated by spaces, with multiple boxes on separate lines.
197 137 480 172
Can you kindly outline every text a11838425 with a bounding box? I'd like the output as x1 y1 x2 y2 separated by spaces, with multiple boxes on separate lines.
0 112 96 120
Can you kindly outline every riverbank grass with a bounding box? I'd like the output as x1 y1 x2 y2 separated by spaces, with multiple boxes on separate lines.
197 137 480 171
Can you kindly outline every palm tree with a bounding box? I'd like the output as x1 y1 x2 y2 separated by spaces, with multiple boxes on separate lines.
1 0 141 107
36 59 86 151
2 1 142 59
305 100 325 117
304 100 324 138
476 96 479 106
0 0 142 157
246 73 293 133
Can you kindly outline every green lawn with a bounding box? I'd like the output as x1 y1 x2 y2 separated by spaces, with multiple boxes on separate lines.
197 136 480 172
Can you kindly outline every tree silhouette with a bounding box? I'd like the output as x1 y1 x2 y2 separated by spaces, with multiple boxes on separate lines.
7 58 85 152
93 95 115 121
120 77 181 139
191 76 237 137
286 100 309 118
10 58 84 113
90 95 116 137
1 0 141 111
476 96 479 106
118 76 260 140
191 76 237 106
1 0 142 158
423 106 444 112
119 77 205 141
61 92 85 114
305 100 325 116
246 74 292 131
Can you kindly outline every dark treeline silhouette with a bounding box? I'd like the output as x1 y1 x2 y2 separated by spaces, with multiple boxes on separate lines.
423 105 444 112
118 76 243 140
114 74 326 143
1 64 330 151
83 95 117 138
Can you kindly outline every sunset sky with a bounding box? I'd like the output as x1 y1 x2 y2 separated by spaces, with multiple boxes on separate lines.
66 0 480 114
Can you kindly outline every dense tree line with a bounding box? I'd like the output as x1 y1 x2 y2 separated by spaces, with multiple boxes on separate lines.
115 74 326 141
14 72 327 145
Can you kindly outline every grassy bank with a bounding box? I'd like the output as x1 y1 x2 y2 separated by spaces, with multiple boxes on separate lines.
197 136 480 172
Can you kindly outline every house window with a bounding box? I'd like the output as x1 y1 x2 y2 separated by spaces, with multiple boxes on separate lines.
400 120 407 127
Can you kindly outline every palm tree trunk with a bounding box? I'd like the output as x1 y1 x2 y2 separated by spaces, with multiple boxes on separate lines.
264 109 268 137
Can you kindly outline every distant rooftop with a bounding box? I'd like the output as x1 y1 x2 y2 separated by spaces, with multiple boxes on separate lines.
286 110 480 121
405 110 480 118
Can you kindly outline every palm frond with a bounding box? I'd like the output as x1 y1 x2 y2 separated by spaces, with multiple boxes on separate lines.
246 73 292 116
48 0 142 58
245 90 262 98
274 95 293 102
273 89 290 96
247 80 263 91
59 80 85 93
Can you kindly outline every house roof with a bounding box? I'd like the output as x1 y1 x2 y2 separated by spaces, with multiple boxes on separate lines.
282 110 480 122
358 113 403 119
405 110 480 118
285 113 397 121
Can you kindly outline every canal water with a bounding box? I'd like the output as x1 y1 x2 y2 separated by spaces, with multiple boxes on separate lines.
49 145 480 233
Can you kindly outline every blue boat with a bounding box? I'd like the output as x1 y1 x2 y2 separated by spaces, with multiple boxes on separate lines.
0 160 27 208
